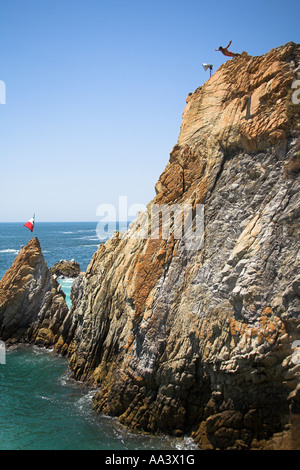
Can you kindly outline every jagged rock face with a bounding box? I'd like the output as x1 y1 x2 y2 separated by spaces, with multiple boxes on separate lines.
58 43 300 449
0 238 69 346
155 43 299 205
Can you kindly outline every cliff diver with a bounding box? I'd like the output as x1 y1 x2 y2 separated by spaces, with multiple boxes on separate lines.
215 41 240 58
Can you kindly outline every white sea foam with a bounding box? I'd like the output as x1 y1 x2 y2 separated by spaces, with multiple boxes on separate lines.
79 244 100 248
76 230 95 233
76 390 95 412
61 230 95 234
0 249 19 254
58 277 74 285
75 236 100 241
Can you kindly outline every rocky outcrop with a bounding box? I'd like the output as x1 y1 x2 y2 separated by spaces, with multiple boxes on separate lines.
53 42 300 450
0 238 69 347
51 259 81 278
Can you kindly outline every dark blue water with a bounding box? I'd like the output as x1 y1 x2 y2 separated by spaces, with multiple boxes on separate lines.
0 221 128 280
0 222 198 450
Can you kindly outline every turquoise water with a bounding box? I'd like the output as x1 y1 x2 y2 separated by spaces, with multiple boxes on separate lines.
0 346 198 450
0 223 199 450
59 278 74 308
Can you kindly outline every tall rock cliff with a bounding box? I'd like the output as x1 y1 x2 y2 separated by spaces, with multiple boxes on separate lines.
2 42 299 450
55 42 300 449
0 238 69 346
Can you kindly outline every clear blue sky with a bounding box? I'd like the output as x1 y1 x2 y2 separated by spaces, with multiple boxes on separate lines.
0 0 299 221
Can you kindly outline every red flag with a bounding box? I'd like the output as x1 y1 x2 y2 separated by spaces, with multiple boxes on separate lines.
24 214 35 233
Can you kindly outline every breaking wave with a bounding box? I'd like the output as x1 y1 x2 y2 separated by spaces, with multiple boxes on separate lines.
0 249 19 254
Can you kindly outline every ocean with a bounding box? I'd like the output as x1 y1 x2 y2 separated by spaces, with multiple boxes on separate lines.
0 221 126 279
0 222 198 451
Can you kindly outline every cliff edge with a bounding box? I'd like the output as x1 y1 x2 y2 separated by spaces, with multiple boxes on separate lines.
56 42 300 450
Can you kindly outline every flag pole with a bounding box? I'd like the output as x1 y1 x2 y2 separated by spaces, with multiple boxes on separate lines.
24 214 35 238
